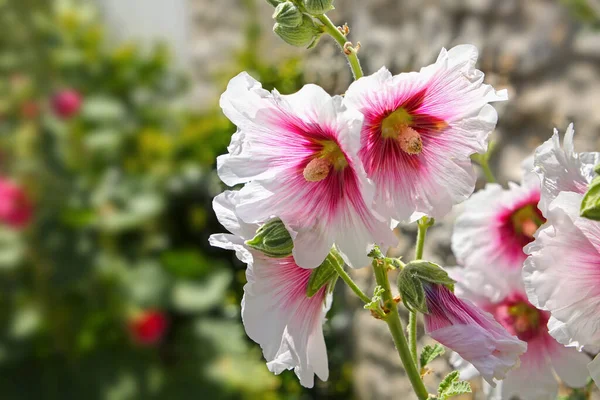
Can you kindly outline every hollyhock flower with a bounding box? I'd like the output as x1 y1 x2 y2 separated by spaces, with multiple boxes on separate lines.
523 191 600 350
209 190 330 388
449 268 589 399
532 123 600 216
129 310 168 345
0 178 33 229
423 282 527 385
343 44 507 222
51 89 82 119
218 72 396 269
452 171 545 273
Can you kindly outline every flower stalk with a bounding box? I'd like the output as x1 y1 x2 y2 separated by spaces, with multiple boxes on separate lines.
408 217 433 365
315 14 363 80
373 259 430 400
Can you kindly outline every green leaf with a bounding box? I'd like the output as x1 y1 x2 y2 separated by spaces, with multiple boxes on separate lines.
364 286 385 312
420 344 445 368
443 381 472 399
438 371 471 400
306 248 341 297
581 175 600 221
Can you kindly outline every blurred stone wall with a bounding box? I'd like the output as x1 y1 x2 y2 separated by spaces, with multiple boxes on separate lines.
189 0 600 398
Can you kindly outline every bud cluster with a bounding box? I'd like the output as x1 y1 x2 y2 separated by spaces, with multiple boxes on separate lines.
266 0 335 48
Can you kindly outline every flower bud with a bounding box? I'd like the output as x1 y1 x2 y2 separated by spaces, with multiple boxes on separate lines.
265 0 283 6
129 310 168 346
273 15 323 48
51 89 82 119
306 247 342 297
245 218 293 258
0 178 33 229
397 261 455 313
273 2 302 27
303 0 334 15
581 175 600 221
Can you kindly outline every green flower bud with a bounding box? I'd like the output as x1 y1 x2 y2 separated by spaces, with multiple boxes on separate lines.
397 269 427 313
397 261 455 313
273 15 323 48
265 0 284 6
273 2 302 27
581 175 600 221
306 248 342 297
303 0 335 15
245 218 293 258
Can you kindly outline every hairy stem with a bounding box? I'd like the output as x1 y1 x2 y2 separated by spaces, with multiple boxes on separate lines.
315 14 363 80
331 259 372 304
373 261 429 400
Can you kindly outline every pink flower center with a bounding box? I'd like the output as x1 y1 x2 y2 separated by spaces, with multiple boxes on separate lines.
491 294 548 342
303 140 348 182
509 203 546 242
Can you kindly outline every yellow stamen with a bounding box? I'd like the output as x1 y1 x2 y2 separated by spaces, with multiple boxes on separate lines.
397 126 423 155
381 107 422 155
303 158 332 182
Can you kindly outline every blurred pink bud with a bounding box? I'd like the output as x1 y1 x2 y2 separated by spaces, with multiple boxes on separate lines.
51 89 82 119
0 178 33 229
129 310 168 346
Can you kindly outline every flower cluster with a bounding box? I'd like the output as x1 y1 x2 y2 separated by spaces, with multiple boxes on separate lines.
210 3 600 395
211 44 519 388
449 124 600 398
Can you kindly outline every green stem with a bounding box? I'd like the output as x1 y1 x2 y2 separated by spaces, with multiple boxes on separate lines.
408 311 418 366
480 158 496 183
408 217 431 367
315 14 363 80
373 261 429 400
331 259 371 304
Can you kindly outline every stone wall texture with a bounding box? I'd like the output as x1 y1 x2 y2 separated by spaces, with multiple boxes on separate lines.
191 0 600 398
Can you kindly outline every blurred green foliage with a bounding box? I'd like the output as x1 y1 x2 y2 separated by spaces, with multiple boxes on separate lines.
561 0 600 28
0 0 357 398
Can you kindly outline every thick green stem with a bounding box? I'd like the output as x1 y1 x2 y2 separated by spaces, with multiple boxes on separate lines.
407 217 432 365
315 14 363 80
373 261 429 400
331 259 371 304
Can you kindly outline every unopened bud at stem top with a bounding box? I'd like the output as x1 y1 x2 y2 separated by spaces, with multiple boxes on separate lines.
303 0 335 15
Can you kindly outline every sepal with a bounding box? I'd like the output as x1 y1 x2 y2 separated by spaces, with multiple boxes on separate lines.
273 15 323 48
245 218 293 257
303 0 335 15
272 2 303 27
306 248 342 297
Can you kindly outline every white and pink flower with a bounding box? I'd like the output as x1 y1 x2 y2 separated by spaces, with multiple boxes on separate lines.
532 123 600 216
452 172 545 274
344 44 507 222
209 190 331 388
449 268 589 399
218 72 395 269
523 191 600 351
422 282 527 385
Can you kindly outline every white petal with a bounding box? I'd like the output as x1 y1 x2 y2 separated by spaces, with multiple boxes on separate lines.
524 191 600 348
588 354 600 389
549 343 590 388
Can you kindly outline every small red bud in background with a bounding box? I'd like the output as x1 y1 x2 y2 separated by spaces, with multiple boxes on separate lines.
51 89 82 119
129 310 168 346
0 178 33 229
